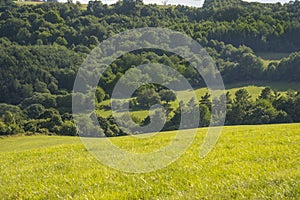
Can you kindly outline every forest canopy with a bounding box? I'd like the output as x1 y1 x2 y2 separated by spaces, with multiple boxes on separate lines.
0 0 299 136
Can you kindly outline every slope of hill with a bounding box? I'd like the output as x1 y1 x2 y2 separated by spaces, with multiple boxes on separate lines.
0 123 299 198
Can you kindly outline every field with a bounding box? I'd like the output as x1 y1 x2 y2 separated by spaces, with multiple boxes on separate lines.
14 1 88 9
256 52 290 68
97 81 300 118
13 1 44 5
0 123 299 199
256 52 290 60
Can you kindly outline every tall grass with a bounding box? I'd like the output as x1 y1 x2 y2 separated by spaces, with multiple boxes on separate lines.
0 123 299 199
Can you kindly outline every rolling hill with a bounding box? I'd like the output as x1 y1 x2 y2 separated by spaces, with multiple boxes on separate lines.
0 123 299 199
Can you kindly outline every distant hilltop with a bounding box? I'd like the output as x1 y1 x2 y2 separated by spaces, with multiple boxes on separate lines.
15 0 58 2
203 0 295 8
14 0 296 8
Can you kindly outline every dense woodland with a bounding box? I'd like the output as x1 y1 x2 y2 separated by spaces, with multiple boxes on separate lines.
0 0 300 136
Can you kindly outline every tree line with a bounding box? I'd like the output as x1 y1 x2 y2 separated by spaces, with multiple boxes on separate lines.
2 86 300 136
0 0 299 52
1 40 299 105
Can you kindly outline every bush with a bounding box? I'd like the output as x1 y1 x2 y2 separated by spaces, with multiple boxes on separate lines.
25 104 45 119
59 121 78 136
0 121 10 135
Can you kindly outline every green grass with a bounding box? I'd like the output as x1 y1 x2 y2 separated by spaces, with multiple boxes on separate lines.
96 82 300 120
14 1 44 5
14 1 88 10
0 123 299 199
256 52 290 60
257 52 290 68
178 85 266 101
0 135 80 152
180 81 300 101
224 81 300 91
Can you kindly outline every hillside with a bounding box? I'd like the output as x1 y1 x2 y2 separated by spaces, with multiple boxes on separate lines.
0 1 299 198
0 0 300 137
0 124 299 198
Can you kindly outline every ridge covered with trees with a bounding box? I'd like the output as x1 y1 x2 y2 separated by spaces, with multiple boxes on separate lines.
0 0 299 136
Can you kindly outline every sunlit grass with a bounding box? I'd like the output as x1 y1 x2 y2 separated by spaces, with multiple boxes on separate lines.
14 1 44 5
96 82 300 121
0 123 299 199
257 52 290 69
256 52 290 60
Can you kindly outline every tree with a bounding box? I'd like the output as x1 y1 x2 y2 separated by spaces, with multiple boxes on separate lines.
123 0 143 5
199 104 211 127
136 87 161 108
25 104 45 119
16 28 31 45
0 18 27 41
39 108 60 120
200 92 211 108
95 87 105 103
237 53 264 80
0 111 23 135
120 0 143 15
44 11 63 24
24 120 38 133
259 87 274 101
40 113 63 133
35 81 50 93
245 99 278 124
159 89 176 103
235 89 251 105
0 121 10 135
55 37 68 46
59 121 77 136
87 1 105 17
21 93 57 109
0 104 24 123
227 89 252 125
2 111 15 125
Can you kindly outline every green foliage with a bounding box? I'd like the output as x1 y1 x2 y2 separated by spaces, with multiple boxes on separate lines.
159 89 176 103
0 1 300 136
2 111 15 124
198 104 211 127
55 37 68 46
270 52 300 82
25 104 45 119
44 11 63 23
136 87 161 108
0 104 24 122
0 121 10 135
0 111 23 135
95 87 105 103
59 120 77 136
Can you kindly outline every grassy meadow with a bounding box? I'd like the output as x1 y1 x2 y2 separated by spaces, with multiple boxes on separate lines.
0 123 299 199
256 52 290 60
96 81 300 119
13 1 44 5
257 52 290 68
